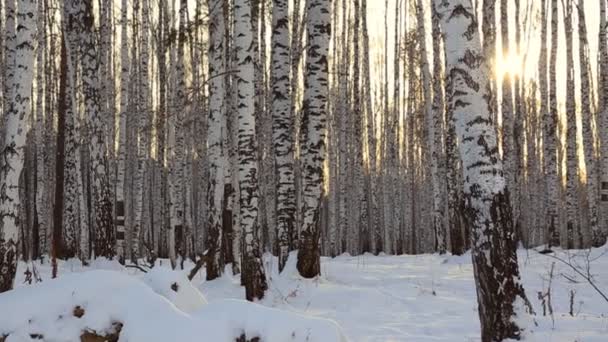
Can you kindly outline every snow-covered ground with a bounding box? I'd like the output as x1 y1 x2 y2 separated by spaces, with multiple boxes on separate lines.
3 246 608 341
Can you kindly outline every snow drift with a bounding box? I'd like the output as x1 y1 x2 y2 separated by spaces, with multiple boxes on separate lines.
0 269 346 342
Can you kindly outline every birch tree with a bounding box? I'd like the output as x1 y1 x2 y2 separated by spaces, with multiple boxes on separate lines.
537 0 552 246
206 0 227 280
563 0 579 248
234 0 267 300
68 0 115 258
417 0 446 254
271 0 296 272
34 0 48 258
297 0 331 278
599 0 608 244
115 0 130 262
61 7 87 258
131 0 152 262
577 0 599 247
362 0 379 254
546 0 560 246
500 0 516 221
0 0 36 292
434 0 533 340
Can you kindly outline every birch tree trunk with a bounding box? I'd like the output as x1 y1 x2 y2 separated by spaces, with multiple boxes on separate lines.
418 0 446 254
132 0 152 262
61 14 87 258
156 0 170 260
563 0 579 249
272 0 296 272
0 0 36 292
297 0 330 278
115 0 130 263
538 0 551 246
546 0 560 246
70 0 115 258
0 0 4 120
435 1 533 340
167 0 186 268
234 0 267 300
598 0 608 244
577 0 599 247
35 0 48 258
362 0 379 254
500 0 516 229
337 0 349 255
352 0 368 255
227 3 242 273
206 0 227 280
481 0 498 135
2 0 15 118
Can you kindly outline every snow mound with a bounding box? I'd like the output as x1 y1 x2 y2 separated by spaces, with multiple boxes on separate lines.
142 267 207 313
0 269 346 342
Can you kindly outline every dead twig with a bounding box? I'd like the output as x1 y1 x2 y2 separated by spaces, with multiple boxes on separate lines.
535 249 608 304
125 264 149 273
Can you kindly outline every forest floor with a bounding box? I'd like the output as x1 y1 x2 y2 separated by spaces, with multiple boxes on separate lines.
5 245 608 341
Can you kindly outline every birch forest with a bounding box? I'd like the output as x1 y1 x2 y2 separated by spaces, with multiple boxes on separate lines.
1 0 608 341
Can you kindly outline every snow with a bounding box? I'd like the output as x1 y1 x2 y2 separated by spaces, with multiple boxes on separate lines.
3 246 608 341
1 260 345 342
142 267 208 313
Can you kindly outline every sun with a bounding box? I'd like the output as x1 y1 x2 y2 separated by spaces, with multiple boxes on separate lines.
495 51 524 78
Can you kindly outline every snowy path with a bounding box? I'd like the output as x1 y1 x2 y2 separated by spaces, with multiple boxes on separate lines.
199 249 608 341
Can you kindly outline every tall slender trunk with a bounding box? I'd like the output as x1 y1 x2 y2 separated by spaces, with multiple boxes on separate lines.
563 0 579 249
115 0 130 263
546 0 560 246
337 0 349 254
53 30 69 273
297 0 331 278
234 0 267 300
435 1 533 340
271 0 296 271
206 0 227 280
69 0 115 258
131 0 151 262
577 0 599 247
361 0 378 254
417 0 445 254
598 0 608 245
62 13 87 258
0 0 36 292
156 0 169 259
538 0 551 245
500 0 516 232
34 0 47 258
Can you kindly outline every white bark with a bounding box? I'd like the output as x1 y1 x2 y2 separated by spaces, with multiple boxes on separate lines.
271 0 295 272
35 0 48 257
563 0 579 248
297 0 330 278
598 0 608 244
546 0 560 246
69 0 115 258
418 0 446 254
115 0 130 262
206 0 227 279
0 0 36 292
131 0 152 262
234 0 267 300
435 0 531 339
577 0 599 247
